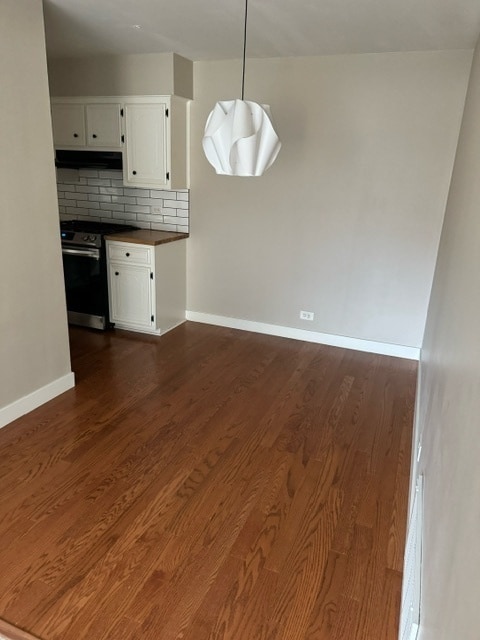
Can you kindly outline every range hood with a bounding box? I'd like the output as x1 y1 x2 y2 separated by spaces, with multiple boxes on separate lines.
55 149 123 170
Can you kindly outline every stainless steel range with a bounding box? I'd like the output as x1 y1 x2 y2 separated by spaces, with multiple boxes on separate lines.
60 220 137 330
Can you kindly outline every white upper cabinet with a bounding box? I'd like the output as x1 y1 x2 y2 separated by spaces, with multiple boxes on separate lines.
51 96 189 189
85 103 122 148
51 101 122 150
124 102 168 188
51 103 86 147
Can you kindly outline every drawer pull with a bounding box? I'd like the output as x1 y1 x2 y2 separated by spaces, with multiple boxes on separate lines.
126 252 130 257
115 271 119 276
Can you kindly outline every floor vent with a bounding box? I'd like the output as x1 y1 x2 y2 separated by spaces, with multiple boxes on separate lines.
399 475 423 640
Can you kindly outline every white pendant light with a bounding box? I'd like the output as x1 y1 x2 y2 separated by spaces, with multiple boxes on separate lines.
202 0 281 177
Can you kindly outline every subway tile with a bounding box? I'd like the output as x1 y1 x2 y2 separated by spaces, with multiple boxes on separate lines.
77 200 99 209
110 180 125 189
110 213 138 222
163 216 182 225
125 204 150 214
87 178 112 187
177 191 189 201
123 188 150 197
99 170 123 179
177 225 189 233
59 205 66 214
111 196 136 205
60 177 88 185
149 190 174 199
132 221 152 229
65 191 87 200
100 202 125 212
98 210 113 218
161 206 178 216
162 199 182 209
58 198 70 207
76 185 99 194
60 184 77 193
89 194 113 203
151 222 178 232
177 209 189 218
135 197 165 208
172 199 188 209
60 213 76 221
99 186 124 195
66 206 85 215
136 213 165 223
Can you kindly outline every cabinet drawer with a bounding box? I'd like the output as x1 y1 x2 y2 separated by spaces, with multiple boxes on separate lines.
107 243 152 265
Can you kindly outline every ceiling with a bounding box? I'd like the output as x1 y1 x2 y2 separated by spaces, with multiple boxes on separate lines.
43 0 480 61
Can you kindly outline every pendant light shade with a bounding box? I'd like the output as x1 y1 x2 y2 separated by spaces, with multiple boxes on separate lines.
202 0 281 177
203 99 281 176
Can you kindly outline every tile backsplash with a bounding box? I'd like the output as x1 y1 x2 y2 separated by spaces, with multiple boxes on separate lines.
57 168 189 232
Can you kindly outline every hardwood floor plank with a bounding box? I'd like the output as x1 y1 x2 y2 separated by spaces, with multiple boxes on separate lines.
0 323 417 640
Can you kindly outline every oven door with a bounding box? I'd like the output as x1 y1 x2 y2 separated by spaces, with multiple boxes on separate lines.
62 244 110 330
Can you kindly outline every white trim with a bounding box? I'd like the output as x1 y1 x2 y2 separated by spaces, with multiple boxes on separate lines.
0 372 75 430
409 624 419 640
185 311 420 360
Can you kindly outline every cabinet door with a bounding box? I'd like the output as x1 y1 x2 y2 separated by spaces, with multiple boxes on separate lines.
109 263 153 328
124 102 168 187
51 104 86 147
85 103 122 148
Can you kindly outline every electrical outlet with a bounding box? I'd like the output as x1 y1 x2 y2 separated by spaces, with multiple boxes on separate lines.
300 310 314 321
151 205 162 214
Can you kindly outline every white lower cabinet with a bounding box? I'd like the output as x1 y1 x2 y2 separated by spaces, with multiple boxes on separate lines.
106 239 186 335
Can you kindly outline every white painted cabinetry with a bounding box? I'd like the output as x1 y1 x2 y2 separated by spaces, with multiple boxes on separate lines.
106 238 186 335
124 101 168 188
51 96 189 189
51 101 122 149
85 103 122 148
51 103 86 147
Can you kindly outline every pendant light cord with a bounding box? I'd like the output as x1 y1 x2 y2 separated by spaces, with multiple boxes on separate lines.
241 0 248 100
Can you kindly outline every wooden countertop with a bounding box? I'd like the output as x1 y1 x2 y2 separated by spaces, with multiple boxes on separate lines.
105 229 189 246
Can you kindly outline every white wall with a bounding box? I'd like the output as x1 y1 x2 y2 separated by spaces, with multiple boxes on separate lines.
0 0 72 421
48 52 193 99
187 51 471 349
413 37 480 640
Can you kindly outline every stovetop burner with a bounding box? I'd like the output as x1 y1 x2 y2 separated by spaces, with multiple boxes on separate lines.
60 220 138 235
60 220 139 249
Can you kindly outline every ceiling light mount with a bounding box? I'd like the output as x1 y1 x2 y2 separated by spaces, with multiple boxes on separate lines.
202 0 281 177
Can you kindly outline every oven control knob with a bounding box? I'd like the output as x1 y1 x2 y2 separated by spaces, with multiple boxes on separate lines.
83 235 89 241
89 235 96 242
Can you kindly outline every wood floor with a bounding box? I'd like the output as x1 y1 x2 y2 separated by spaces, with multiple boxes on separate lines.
0 322 417 640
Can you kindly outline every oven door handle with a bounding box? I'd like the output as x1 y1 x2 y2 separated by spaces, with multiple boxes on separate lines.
62 247 100 260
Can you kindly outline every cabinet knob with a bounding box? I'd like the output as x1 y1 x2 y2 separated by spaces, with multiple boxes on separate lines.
92 134 97 139
115 271 119 276
73 133 78 138
125 252 130 257
132 170 137 175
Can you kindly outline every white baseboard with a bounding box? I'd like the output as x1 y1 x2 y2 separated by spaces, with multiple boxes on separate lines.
0 371 75 430
186 311 420 360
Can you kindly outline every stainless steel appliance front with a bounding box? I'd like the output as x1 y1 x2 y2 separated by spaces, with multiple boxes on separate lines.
60 221 137 330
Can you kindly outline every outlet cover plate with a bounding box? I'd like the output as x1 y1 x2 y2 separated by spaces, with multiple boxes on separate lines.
300 310 314 321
